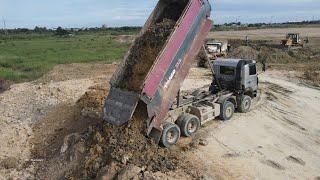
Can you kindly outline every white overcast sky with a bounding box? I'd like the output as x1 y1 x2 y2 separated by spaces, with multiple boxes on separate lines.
0 0 319 28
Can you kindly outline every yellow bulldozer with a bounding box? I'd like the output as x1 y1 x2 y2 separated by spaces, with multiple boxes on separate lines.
281 33 308 49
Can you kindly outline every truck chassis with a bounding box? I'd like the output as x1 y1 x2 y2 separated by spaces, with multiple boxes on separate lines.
159 87 251 147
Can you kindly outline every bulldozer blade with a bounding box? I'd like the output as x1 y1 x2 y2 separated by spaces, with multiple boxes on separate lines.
103 87 140 126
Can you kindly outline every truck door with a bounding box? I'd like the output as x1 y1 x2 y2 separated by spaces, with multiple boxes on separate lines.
248 63 258 91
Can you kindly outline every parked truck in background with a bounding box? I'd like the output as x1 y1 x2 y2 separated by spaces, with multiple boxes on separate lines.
205 39 229 60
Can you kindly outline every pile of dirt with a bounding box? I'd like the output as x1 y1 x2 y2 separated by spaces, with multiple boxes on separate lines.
227 39 318 64
34 85 201 179
68 97 199 179
228 46 259 60
257 46 295 63
117 18 176 92
76 84 110 119
79 113 180 179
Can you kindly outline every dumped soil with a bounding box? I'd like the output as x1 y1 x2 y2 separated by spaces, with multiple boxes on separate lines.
78 110 181 179
32 83 202 179
77 84 110 119
117 19 176 92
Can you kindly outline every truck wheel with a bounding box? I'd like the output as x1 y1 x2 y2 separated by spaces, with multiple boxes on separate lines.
160 123 181 148
177 114 200 137
238 95 252 113
220 101 234 121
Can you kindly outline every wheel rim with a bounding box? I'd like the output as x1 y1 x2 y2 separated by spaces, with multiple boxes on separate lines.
187 120 198 134
226 106 233 118
166 129 178 144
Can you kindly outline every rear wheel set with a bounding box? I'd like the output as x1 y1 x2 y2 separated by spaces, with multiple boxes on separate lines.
160 123 181 148
177 114 200 137
160 114 201 148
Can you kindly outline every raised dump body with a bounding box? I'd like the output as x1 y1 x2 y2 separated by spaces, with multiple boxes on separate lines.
104 0 212 141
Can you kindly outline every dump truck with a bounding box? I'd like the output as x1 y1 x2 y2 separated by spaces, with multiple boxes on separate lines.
198 40 228 67
281 33 307 48
205 39 228 60
104 0 259 147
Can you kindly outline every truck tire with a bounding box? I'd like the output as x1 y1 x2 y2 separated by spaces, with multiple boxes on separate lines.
238 95 252 113
177 114 200 137
220 101 234 121
160 123 181 148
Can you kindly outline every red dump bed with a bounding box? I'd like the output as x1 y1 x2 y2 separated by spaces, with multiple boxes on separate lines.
104 0 212 140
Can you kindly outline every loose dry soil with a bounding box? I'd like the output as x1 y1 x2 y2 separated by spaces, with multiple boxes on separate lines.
116 18 176 92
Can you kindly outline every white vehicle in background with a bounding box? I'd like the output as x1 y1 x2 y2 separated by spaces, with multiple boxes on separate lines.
205 40 229 60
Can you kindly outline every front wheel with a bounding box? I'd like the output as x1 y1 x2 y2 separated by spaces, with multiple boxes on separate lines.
160 123 181 148
238 95 252 113
220 101 235 121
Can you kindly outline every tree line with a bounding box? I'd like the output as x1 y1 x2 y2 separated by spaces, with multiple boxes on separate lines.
0 26 142 35
0 20 319 35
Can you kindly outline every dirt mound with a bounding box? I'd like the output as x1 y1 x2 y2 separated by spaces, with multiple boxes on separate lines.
34 85 201 179
257 46 295 63
66 97 196 179
229 46 259 60
77 84 110 119
117 18 176 92
227 40 318 65
81 113 180 179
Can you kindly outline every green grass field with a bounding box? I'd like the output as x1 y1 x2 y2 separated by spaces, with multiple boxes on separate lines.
0 33 132 82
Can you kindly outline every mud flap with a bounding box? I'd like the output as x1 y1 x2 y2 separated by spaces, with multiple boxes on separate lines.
104 87 140 126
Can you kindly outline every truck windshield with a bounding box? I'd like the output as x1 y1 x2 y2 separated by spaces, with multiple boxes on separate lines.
220 66 235 75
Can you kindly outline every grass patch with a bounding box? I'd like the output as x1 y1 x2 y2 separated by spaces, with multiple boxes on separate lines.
0 34 131 82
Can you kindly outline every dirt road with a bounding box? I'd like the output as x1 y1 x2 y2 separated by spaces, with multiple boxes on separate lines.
186 70 320 179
